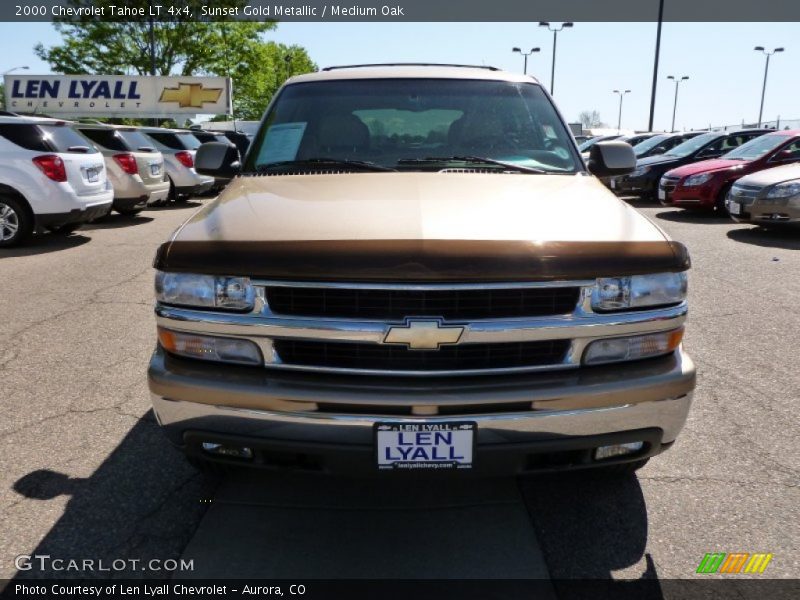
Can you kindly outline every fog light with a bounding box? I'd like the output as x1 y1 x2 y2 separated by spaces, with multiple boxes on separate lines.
202 442 253 460
595 441 644 461
157 327 262 365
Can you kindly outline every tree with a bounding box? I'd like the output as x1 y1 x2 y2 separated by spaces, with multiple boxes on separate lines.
34 1 316 120
578 110 605 128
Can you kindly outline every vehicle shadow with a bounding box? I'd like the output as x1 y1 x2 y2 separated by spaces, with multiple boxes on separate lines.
655 209 731 225
0 233 90 258
727 226 800 250
83 214 155 230
10 412 217 579
519 471 664 599
143 200 204 212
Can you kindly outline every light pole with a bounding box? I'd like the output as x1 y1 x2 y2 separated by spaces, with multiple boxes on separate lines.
667 75 689 132
2 66 29 76
511 47 540 75
754 46 784 127
539 22 573 95
613 89 630 131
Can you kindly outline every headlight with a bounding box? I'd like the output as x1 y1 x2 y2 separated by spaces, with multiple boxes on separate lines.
765 179 800 199
583 328 684 365
155 271 255 311
592 272 688 311
630 166 650 177
157 327 262 365
683 173 713 187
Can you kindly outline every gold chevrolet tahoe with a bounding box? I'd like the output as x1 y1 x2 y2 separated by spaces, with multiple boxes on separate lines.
148 65 695 476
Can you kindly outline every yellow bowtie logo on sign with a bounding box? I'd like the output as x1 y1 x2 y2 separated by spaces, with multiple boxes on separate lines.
159 83 222 108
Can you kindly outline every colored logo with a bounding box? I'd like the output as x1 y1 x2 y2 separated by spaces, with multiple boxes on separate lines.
159 83 223 108
696 552 773 574
383 319 464 350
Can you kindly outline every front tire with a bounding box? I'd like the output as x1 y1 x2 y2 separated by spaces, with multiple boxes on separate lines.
0 197 33 247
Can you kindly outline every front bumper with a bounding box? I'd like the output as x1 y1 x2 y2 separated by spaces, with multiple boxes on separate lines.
148 347 695 475
614 174 656 196
727 198 800 225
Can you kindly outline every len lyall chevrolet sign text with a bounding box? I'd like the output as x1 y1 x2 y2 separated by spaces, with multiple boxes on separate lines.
3 75 232 117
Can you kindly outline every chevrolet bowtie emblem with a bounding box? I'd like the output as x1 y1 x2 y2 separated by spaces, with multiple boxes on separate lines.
159 83 223 108
384 320 465 350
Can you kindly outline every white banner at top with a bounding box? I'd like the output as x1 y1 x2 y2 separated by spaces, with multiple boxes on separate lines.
4 75 232 117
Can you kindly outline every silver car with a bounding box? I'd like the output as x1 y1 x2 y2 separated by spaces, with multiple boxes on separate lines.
138 127 214 202
74 124 170 215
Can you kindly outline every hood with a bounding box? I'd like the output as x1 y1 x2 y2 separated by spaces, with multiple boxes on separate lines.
666 158 749 178
156 172 688 281
735 162 800 187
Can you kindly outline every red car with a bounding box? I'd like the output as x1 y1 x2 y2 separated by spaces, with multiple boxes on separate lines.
659 130 800 210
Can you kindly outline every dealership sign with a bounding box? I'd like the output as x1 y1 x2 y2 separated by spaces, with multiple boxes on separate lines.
3 75 232 117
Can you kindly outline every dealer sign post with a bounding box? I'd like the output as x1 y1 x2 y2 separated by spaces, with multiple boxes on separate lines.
3 75 232 117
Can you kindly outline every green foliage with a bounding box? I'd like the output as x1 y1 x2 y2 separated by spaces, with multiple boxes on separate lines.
34 0 316 119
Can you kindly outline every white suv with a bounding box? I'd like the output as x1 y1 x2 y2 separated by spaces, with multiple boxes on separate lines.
0 116 114 246
138 127 214 201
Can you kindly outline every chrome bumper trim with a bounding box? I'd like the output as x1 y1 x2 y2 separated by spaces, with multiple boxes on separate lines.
151 392 693 448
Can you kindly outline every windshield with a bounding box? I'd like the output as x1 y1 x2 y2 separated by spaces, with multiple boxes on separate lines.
246 79 579 173
664 132 722 158
633 134 669 157
118 129 157 152
40 125 99 154
723 134 790 160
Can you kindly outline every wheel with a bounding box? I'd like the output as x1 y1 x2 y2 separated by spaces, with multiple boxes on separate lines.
0 196 33 247
46 223 81 235
595 458 650 476
115 208 142 217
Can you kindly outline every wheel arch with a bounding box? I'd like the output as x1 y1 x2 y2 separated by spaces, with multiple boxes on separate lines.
0 183 34 221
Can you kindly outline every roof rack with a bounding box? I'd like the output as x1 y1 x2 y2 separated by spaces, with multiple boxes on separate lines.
321 63 501 72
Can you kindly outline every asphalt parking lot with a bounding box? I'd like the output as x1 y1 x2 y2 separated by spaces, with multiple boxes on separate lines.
0 197 798 591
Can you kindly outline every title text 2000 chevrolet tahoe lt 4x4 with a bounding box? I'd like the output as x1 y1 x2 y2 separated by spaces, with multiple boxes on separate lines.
148 65 695 475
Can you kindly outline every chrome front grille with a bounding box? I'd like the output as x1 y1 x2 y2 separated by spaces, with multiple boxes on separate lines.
265 284 581 320
156 279 689 377
273 339 571 373
730 184 761 205
660 175 680 193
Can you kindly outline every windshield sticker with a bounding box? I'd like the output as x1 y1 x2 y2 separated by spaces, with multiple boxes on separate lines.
257 122 307 165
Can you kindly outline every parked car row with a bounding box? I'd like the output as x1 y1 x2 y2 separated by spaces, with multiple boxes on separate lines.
606 126 800 226
0 116 251 247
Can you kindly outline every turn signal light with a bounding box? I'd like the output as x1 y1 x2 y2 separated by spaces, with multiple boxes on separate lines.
157 327 262 365
32 155 67 182
113 153 139 175
175 151 194 168
583 328 684 365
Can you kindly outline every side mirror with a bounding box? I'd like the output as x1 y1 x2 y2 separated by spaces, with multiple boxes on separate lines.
587 141 636 177
195 142 241 179
651 145 667 155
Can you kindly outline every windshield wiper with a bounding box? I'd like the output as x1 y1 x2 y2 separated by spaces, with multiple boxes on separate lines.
397 156 548 174
255 158 396 172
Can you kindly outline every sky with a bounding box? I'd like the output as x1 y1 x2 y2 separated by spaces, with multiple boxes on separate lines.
1 21 797 132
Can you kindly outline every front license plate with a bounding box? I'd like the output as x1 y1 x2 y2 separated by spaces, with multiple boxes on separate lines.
86 168 99 183
376 422 475 471
658 188 666 200
609 178 616 189
150 163 161 176
729 202 741 215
